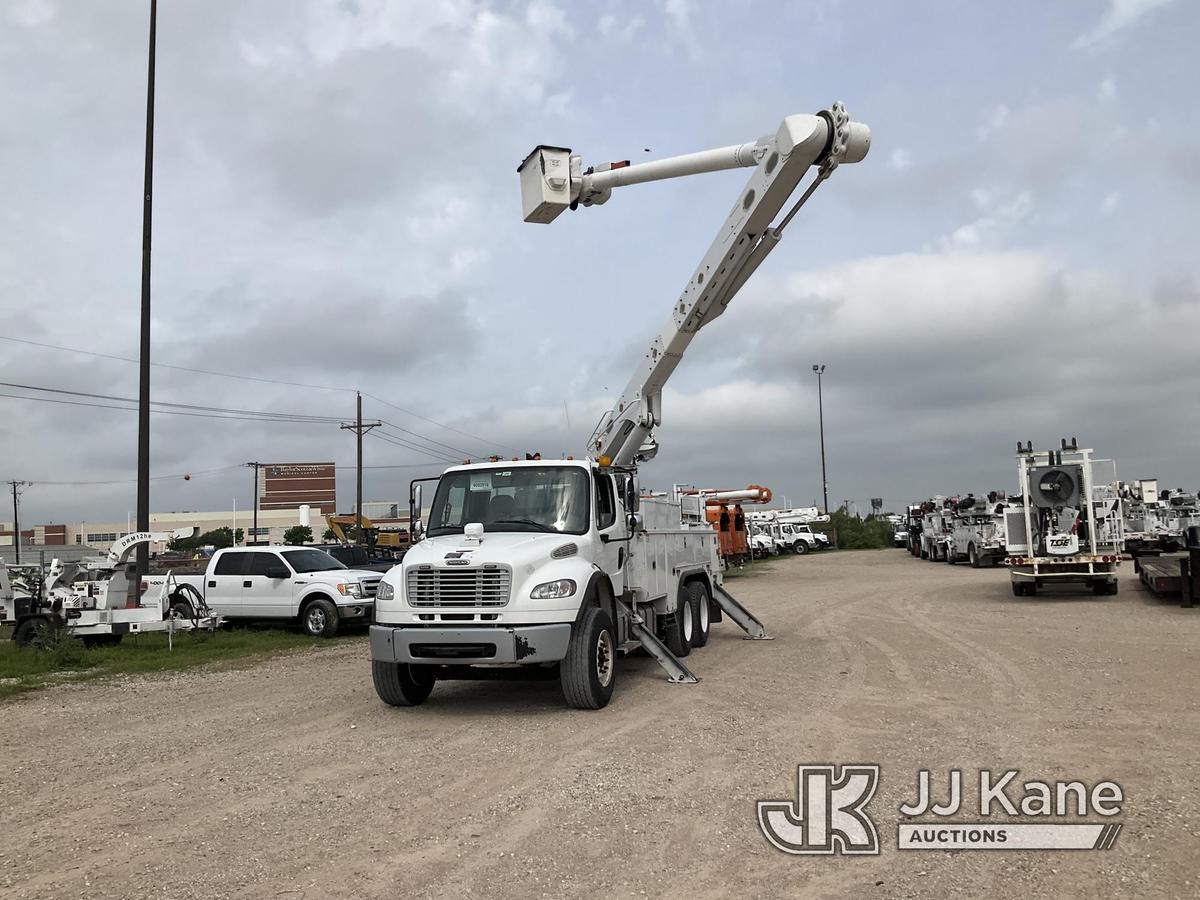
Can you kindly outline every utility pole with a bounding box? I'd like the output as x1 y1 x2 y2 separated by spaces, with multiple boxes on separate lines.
135 0 158 579
8 481 28 564
245 462 261 545
812 364 828 515
341 392 381 540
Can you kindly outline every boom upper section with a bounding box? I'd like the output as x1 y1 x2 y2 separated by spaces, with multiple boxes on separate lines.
518 103 870 467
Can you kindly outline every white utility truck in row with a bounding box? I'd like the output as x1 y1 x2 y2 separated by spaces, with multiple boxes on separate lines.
370 103 870 708
1005 439 1124 596
144 546 383 637
946 493 1009 568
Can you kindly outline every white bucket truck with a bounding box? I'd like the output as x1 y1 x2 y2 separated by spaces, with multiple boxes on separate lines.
1005 439 1124 596
370 104 870 708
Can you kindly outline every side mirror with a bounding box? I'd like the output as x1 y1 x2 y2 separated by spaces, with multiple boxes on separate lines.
266 566 289 579
411 484 424 541
625 478 640 514
626 512 642 533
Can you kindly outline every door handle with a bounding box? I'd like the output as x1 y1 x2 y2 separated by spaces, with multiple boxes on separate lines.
243 580 252 588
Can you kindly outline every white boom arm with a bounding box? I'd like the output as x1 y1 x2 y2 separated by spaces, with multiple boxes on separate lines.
519 102 870 467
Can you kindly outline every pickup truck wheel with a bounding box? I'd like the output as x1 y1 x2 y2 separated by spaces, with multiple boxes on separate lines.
687 582 711 648
794 541 809 555
301 598 339 638
560 607 616 709
661 594 693 658
372 661 436 707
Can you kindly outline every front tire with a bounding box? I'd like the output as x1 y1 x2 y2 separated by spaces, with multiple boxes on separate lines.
968 544 979 568
560 607 616 709
301 598 339 638
373 660 436 706
794 541 809 555
687 582 711 648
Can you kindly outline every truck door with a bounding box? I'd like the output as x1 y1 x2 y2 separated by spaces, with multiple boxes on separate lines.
241 551 295 617
594 472 626 596
206 551 248 617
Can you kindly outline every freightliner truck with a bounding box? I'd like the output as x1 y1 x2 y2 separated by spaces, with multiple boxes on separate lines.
370 104 871 708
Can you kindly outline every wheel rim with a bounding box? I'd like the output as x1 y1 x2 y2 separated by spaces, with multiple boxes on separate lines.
306 608 326 633
698 595 710 633
595 629 614 688
681 600 693 642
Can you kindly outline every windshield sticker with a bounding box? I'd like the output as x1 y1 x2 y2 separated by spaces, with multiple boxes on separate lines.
469 474 492 491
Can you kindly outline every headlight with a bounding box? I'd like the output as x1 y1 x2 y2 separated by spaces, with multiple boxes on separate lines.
336 582 363 598
377 581 395 602
530 578 576 600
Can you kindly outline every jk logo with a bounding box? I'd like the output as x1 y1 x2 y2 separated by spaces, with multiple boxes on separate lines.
758 765 881 855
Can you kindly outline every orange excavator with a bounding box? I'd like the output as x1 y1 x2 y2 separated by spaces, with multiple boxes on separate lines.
679 485 773 567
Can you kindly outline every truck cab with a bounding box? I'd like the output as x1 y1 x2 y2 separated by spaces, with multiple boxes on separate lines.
370 458 750 709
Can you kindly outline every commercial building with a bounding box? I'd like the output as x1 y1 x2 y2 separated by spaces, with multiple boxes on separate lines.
260 462 336 514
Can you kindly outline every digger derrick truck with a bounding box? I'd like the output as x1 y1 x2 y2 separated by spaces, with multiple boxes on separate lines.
679 485 773 567
1005 439 1124 597
369 104 870 708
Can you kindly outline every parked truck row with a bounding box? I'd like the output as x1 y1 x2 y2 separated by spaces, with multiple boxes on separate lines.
903 438 1126 597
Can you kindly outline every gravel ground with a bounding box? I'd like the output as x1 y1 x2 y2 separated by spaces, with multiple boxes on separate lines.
2 550 1197 899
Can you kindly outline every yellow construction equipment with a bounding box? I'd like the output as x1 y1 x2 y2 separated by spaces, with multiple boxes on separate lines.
323 513 409 555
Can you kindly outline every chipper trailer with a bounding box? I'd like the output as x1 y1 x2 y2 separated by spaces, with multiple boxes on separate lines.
2 529 217 647
370 103 870 708
1005 439 1124 597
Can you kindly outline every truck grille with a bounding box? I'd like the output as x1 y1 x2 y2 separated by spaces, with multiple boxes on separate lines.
406 566 512 608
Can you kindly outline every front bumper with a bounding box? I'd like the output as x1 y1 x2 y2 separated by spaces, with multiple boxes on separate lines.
370 623 572 666
336 602 374 621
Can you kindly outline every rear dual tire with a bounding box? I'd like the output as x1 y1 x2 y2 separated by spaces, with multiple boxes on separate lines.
687 582 711 649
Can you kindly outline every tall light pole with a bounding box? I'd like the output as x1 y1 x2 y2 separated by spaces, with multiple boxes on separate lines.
812 364 828 514
135 0 157 578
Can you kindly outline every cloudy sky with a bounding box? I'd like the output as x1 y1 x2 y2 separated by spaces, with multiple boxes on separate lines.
2 0 1197 525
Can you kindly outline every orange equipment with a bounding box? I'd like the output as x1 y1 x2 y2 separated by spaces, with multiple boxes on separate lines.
682 485 773 567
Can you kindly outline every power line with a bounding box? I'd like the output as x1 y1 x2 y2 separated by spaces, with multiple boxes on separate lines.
0 334 356 394
363 391 519 454
366 429 459 462
0 381 344 423
0 335 513 450
0 391 341 425
378 420 478 459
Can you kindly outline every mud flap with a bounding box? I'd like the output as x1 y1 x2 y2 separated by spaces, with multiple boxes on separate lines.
712 585 772 640
616 600 698 684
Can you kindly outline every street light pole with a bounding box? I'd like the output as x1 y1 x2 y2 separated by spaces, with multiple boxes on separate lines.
135 0 157 578
812 364 828 514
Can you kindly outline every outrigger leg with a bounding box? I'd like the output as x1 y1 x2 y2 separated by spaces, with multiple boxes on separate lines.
617 600 699 684
712 585 772 640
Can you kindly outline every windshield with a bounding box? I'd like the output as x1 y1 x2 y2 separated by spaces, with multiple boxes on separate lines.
428 465 590 536
281 549 346 573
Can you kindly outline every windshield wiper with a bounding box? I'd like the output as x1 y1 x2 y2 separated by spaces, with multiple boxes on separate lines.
490 519 557 533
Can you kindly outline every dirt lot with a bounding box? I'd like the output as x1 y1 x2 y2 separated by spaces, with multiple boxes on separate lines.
2 551 1198 899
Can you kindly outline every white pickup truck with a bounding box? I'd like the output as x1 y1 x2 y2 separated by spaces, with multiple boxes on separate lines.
145 546 382 637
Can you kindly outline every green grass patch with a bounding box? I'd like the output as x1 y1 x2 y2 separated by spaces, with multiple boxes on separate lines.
0 625 363 701
722 553 794 579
